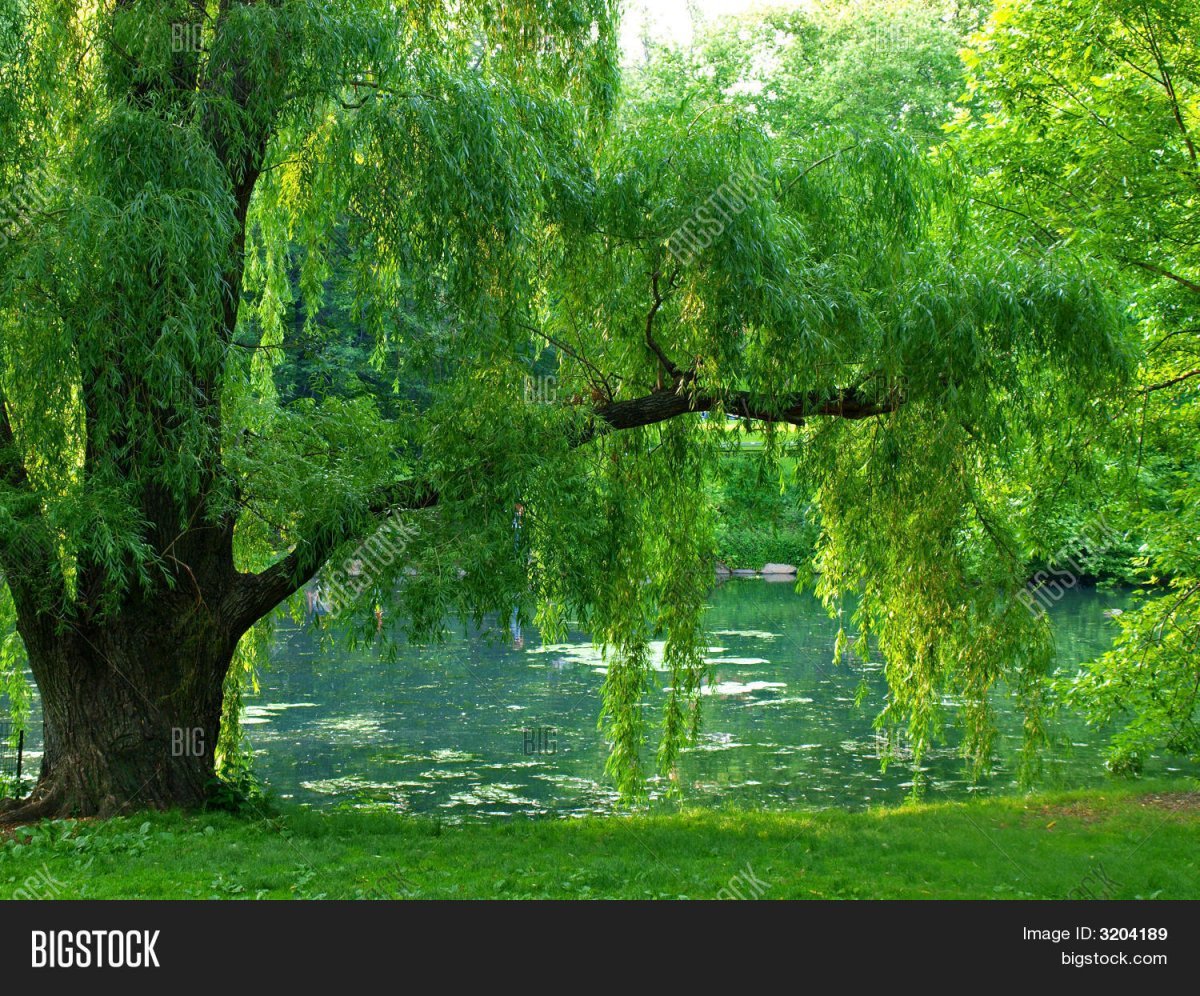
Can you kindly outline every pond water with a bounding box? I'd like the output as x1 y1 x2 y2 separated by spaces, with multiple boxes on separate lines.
241 581 1195 820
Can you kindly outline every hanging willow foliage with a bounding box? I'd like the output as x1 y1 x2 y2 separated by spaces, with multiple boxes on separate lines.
0 0 1132 818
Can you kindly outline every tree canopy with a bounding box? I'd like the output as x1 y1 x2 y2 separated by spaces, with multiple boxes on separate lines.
0 0 1165 819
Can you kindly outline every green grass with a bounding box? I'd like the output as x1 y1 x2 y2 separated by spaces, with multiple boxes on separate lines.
2 782 1197 899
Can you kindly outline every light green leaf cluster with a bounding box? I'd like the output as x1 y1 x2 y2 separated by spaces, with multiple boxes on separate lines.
955 0 1200 770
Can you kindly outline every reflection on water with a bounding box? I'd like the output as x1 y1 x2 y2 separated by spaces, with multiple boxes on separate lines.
245 582 1197 820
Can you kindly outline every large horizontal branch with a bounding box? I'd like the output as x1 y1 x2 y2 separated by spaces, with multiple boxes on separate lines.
590 384 899 435
233 382 897 626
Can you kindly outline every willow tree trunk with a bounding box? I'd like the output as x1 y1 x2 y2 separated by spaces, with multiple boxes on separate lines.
2 593 241 821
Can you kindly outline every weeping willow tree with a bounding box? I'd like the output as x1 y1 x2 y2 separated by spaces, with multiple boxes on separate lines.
0 0 1126 821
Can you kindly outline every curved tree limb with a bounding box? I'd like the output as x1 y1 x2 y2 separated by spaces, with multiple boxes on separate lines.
227 483 439 632
589 382 899 436
232 380 900 624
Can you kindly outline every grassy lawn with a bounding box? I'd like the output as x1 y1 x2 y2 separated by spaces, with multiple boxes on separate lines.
2 782 1197 900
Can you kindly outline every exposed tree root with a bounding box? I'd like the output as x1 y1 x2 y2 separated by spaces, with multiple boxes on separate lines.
0 781 66 827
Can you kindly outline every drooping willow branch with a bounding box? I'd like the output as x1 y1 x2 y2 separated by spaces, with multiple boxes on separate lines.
232 379 902 625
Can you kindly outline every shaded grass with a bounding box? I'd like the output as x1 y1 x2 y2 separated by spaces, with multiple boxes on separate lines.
1 781 1197 899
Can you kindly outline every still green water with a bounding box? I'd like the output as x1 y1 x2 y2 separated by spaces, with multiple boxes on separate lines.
244 581 1193 820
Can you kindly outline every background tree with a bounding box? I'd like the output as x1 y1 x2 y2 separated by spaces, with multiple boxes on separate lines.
954 0 1200 772
636 0 980 147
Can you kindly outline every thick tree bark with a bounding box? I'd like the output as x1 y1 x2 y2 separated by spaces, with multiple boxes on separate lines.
0 588 241 824
0 6 271 824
